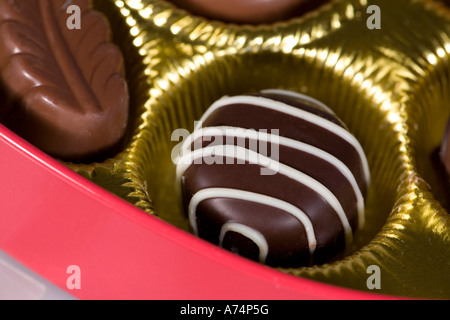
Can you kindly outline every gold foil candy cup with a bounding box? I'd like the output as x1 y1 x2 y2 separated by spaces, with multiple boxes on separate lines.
71 0 450 298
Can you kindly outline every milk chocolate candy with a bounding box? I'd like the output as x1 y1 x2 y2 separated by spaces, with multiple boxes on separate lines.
169 0 323 24
0 0 129 161
176 90 370 267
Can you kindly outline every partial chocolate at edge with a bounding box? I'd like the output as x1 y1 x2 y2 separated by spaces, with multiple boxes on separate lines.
441 119 450 176
169 0 331 24
0 0 129 161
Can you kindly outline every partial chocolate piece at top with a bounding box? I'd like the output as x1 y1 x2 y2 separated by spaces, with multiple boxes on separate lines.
440 118 450 176
176 89 370 267
0 0 129 161
169 0 330 24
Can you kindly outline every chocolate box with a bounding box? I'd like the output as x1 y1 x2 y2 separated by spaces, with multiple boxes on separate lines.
1 0 449 299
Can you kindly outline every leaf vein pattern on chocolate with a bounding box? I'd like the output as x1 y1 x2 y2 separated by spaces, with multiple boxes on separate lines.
39 0 100 113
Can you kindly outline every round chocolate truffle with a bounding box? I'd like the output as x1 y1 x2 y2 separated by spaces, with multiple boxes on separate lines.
175 89 370 267
169 0 318 24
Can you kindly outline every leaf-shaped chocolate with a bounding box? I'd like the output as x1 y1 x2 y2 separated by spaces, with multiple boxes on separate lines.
0 0 129 161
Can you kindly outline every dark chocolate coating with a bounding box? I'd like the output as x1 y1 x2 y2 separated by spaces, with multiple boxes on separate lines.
178 90 369 267
0 0 129 161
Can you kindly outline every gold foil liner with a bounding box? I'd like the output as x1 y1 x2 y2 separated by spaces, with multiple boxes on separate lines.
71 0 450 298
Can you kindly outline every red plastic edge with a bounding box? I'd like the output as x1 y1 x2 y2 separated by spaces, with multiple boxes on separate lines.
0 124 398 300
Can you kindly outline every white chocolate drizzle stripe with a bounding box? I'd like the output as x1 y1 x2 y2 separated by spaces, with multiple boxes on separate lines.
260 89 336 115
189 188 317 258
195 95 371 186
179 145 353 243
176 126 365 228
219 222 269 264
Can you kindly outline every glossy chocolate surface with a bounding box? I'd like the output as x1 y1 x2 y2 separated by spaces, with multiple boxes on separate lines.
0 0 129 161
169 0 326 24
177 90 370 267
